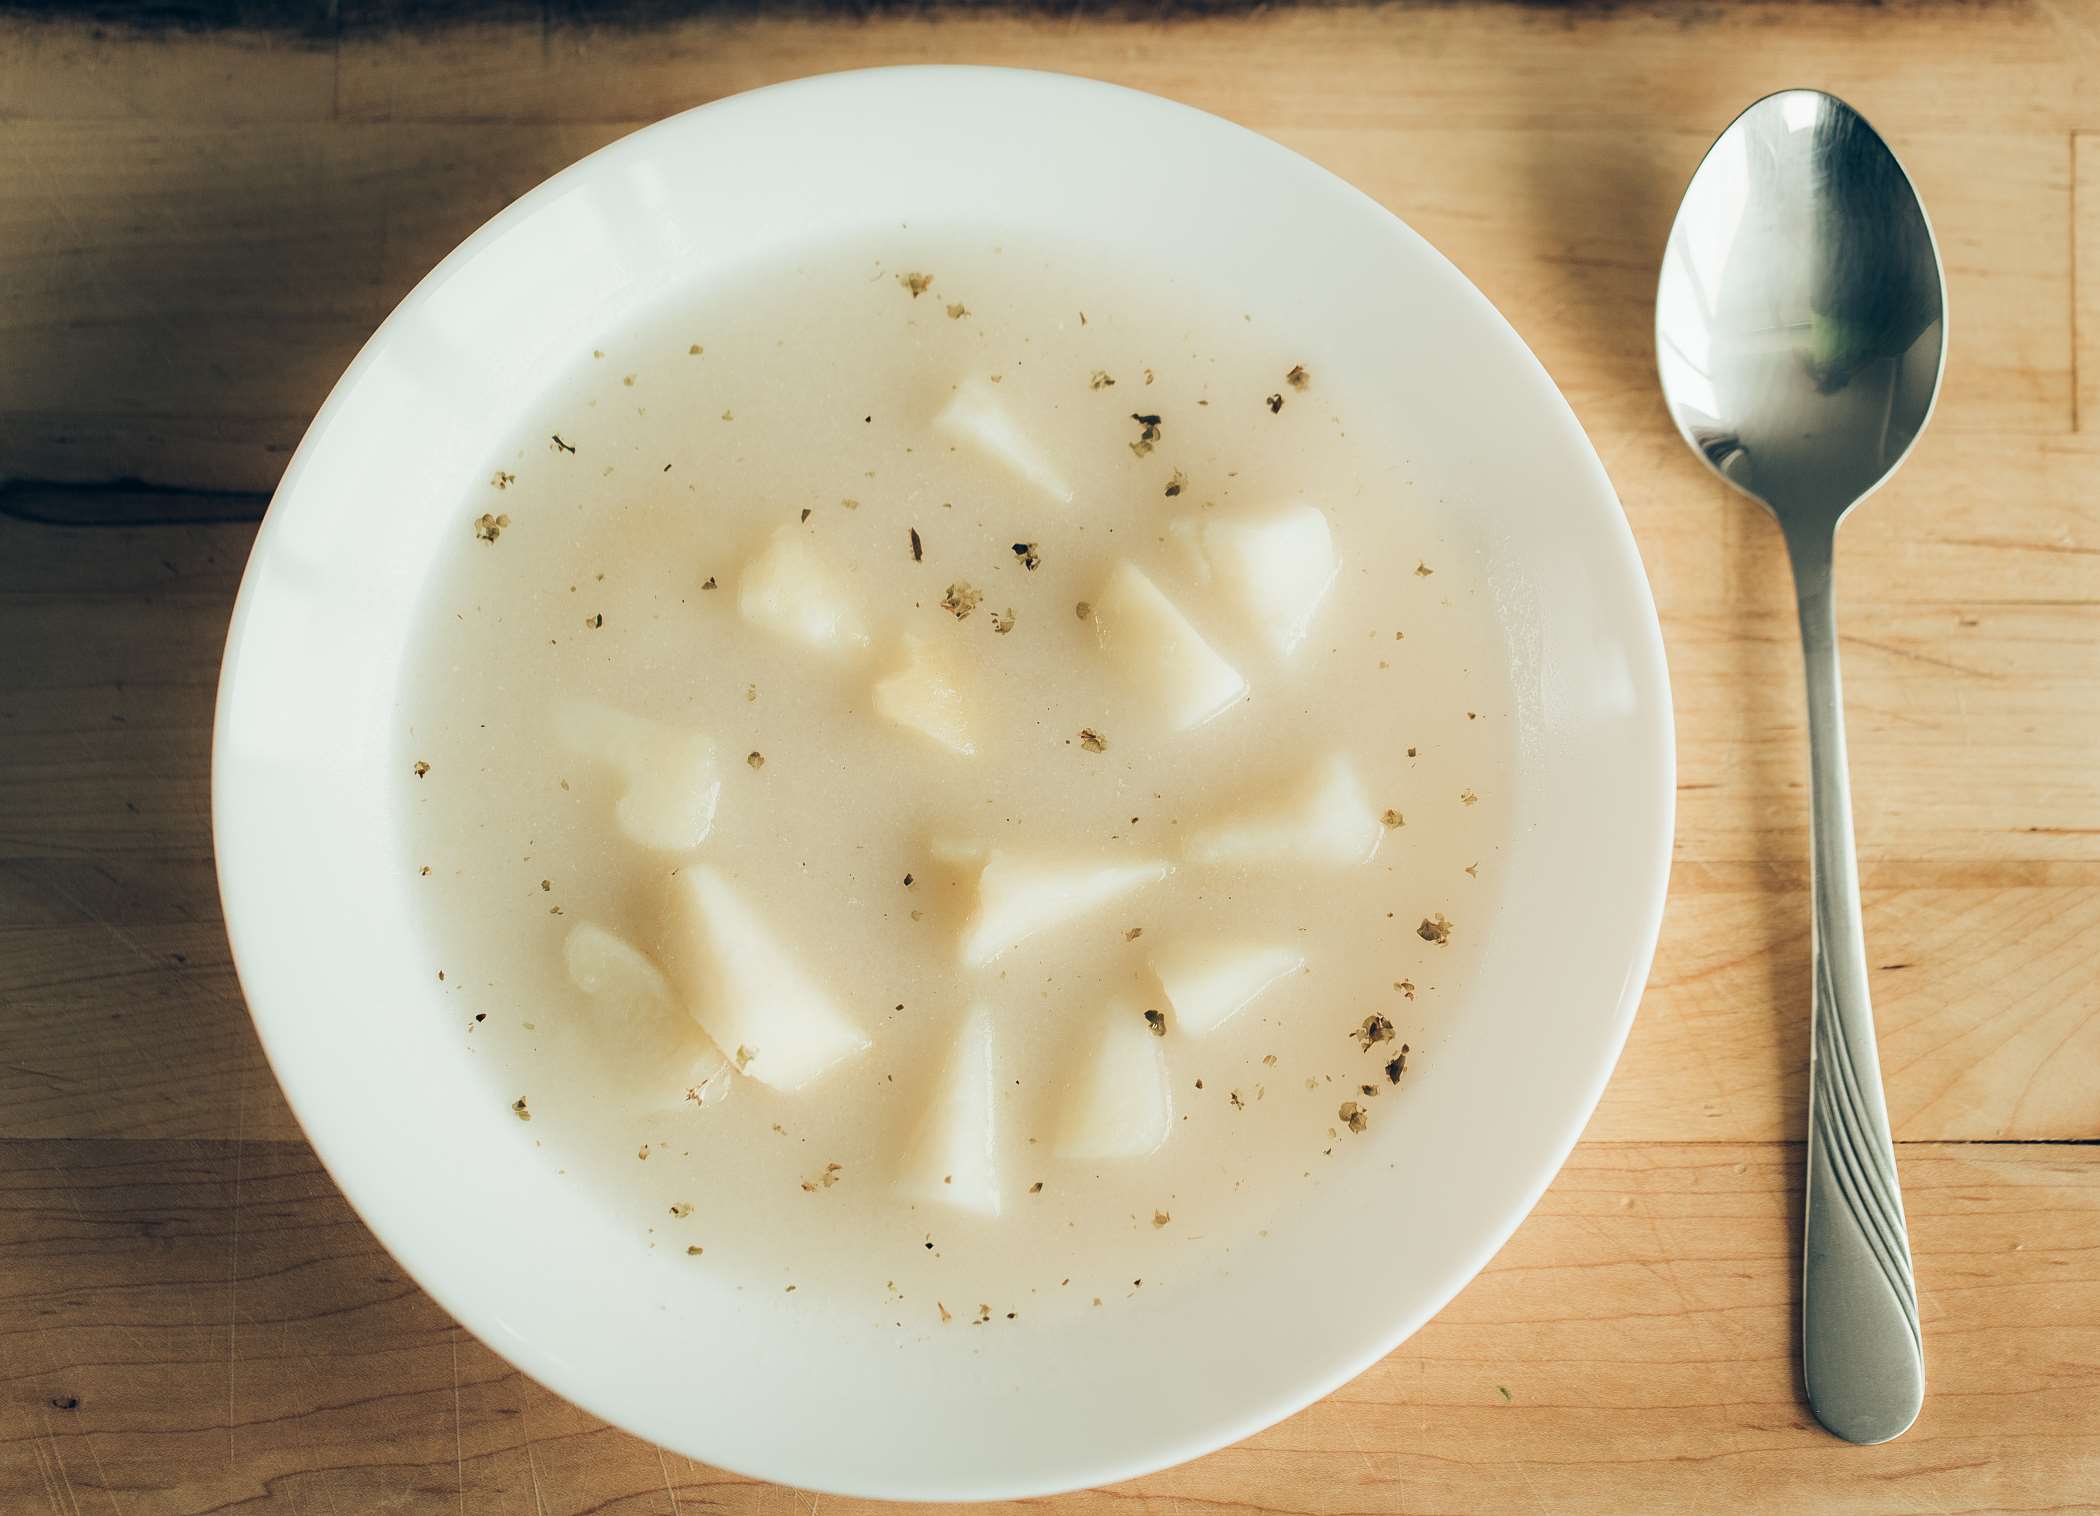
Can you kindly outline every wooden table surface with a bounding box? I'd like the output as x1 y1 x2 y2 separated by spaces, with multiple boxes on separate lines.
4 3 2098 1512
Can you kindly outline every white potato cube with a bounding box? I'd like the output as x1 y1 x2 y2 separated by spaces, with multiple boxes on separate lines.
896 1005 1001 1217
1054 1004 1172 1160
737 526 870 653
1186 503 1338 655
871 633 975 756
554 699 721 851
1188 752 1384 866
563 922 731 1101
663 865 870 1092
960 850 1169 966
1149 940 1305 1037
935 378 1074 505
1090 560 1247 731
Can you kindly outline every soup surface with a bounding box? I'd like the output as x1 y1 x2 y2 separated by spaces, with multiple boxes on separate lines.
399 230 1515 1322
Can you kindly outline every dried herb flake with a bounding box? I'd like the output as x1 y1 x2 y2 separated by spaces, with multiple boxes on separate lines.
1128 413 1162 457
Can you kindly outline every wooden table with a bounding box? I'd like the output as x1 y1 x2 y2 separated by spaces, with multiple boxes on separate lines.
4 4 2097 1511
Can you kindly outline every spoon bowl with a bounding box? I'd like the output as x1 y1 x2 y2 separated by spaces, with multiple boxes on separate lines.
1659 89 1947 527
1658 89 1946 1447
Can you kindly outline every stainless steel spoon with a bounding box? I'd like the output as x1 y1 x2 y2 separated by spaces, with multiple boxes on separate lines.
1657 89 1944 1445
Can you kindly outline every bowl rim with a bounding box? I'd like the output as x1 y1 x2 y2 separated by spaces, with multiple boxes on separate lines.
214 63 1675 1500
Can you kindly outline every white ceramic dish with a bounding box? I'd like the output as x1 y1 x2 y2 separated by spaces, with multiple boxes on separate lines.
213 67 1673 1500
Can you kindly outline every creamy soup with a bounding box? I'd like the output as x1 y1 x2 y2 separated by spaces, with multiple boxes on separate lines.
399 231 1514 1323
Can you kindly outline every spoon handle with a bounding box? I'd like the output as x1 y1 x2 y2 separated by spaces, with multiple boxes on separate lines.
1787 525 1925 1445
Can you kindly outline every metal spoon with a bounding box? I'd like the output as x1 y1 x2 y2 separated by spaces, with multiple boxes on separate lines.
1657 89 1944 1445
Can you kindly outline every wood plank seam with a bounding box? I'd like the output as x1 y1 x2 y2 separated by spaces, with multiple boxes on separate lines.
0 481 268 526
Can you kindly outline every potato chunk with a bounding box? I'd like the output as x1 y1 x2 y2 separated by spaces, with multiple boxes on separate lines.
662 866 870 1091
896 1006 1002 1217
554 699 720 852
1089 560 1247 731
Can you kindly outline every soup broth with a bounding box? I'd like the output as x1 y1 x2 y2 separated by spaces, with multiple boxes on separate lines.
398 230 1515 1322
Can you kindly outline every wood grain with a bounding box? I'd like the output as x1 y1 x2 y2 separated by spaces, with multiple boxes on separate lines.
2078 130 2099 433
3 2 2098 1510
2 1138 2095 1515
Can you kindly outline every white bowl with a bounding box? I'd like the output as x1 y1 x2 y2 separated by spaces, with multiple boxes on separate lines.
214 67 1672 1501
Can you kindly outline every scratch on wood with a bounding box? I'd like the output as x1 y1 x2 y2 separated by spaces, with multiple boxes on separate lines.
30 1431 65 1516
655 1445 680 1516
75 1420 120 1516
33 1402 83 1516
516 1388 552 1516
451 1329 465 1516
1510 1455 1553 1514
227 1065 245 1469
